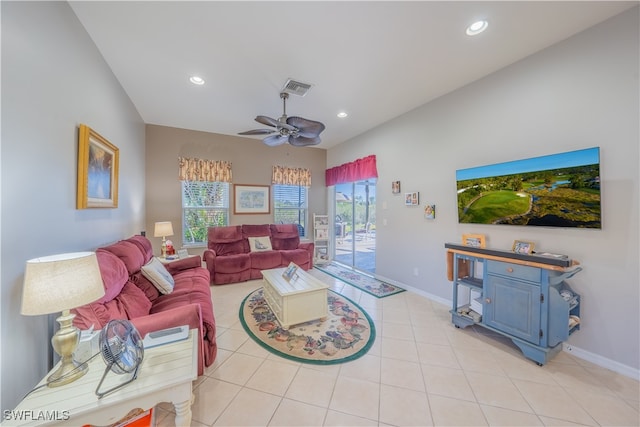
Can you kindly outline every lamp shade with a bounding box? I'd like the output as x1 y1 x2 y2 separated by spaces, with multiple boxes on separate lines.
21 252 105 316
154 221 174 238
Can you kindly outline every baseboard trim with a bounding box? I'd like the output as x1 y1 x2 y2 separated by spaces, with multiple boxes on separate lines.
374 275 640 381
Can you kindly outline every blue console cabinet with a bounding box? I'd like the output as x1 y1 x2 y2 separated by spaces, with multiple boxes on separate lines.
445 244 582 365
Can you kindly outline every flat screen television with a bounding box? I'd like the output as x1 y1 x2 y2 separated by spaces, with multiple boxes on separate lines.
456 147 601 228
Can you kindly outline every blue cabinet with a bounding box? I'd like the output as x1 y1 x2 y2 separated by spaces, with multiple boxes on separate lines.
446 244 582 365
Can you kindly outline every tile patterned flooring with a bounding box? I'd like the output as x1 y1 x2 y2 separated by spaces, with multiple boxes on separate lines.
157 269 639 426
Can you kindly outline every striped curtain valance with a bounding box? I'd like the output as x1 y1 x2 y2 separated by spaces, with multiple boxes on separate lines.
272 165 312 186
178 157 233 182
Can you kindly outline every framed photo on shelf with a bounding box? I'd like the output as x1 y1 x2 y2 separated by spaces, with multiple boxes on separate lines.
76 124 119 209
462 233 486 248
282 262 299 281
512 240 535 254
315 228 328 239
234 184 270 214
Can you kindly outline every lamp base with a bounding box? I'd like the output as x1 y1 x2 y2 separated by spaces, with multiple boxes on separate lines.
47 358 88 387
47 310 88 387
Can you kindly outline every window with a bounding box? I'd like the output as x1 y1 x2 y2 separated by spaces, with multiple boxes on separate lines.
273 185 308 237
182 181 229 246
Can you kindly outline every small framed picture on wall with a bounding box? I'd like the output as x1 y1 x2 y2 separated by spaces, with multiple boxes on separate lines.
405 192 419 206
392 181 401 194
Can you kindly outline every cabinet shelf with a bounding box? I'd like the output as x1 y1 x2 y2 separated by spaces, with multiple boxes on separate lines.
458 277 483 290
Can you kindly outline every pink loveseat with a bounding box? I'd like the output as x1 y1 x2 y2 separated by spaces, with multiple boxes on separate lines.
204 224 314 285
71 235 216 375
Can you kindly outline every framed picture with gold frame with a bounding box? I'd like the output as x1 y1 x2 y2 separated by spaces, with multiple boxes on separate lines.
512 240 535 254
462 233 486 248
77 124 119 209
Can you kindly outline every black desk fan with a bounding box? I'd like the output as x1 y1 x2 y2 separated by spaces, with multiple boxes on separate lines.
95 319 144 399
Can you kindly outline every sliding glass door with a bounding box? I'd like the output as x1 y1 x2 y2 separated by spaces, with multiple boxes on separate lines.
334 179 376 273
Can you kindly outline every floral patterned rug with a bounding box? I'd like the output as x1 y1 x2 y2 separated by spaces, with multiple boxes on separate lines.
239 287 375 364
315 263 406 298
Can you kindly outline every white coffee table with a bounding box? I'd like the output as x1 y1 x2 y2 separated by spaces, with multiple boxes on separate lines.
261 267 330 329
5 329 197 426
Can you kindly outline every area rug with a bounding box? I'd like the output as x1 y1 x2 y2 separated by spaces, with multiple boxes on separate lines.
239 288 375 365
315 262 406 298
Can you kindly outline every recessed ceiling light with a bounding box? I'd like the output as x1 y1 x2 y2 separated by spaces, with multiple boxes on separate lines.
466 20 488 36
189 76 205 85
337 112 348 118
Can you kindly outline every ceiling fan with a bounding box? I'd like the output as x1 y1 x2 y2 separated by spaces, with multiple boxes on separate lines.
239 92 325 147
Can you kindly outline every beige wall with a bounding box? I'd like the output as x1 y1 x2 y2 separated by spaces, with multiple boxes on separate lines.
145 125 327 257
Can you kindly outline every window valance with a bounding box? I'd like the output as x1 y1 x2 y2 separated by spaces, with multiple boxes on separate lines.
325 155 378 186
178 157 233 182
272 165 311 186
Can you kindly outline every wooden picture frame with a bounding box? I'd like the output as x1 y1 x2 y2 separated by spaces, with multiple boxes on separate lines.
234 184 270 214
512 240 535 254
462 233 486 248
77 124 119 209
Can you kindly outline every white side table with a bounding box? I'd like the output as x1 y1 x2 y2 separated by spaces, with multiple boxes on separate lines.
4 330 197 426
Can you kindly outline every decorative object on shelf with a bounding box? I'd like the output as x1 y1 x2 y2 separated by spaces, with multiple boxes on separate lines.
21 252 105 386
76 124 119 209
392 181 401 194
234 184 270 214
456 147 601 228
154 221 174 257
95 319 144 399
313 213 330 264
424 204 436 219
462 233 486 248
512 240 535 254
405 192 419 206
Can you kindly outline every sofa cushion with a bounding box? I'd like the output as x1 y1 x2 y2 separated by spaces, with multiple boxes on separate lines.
118 281 153 318
248 236 272 252
126 235 154 263
101 240 146 275
208 226 248 255
95 249 129 304
248 251 282 270
141 257 175 294
214 253 251 274
270 224 301 250
242 224 272 238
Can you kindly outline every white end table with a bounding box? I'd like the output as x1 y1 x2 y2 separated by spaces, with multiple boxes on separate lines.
4 330 197 426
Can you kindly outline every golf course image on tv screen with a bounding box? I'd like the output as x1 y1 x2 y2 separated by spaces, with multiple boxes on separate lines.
456 147 601 228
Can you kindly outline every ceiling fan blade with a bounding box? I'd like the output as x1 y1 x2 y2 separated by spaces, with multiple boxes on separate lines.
263 134 289 147
255 115 296 132
286 116 326 138
289 136 321 146
238 129 275 135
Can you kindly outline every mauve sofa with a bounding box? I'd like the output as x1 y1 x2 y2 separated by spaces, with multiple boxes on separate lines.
71 235 216 375
204 224 314 285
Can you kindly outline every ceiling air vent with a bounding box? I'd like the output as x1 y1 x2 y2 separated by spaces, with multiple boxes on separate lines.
282 79 312 97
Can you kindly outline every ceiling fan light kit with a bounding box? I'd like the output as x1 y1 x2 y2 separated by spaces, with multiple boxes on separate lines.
239 84 326 147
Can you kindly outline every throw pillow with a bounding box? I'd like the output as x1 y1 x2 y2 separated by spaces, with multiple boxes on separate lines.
141 257 175 294
248 236 273 252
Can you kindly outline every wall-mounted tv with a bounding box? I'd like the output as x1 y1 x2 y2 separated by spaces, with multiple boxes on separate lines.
456 147 601 228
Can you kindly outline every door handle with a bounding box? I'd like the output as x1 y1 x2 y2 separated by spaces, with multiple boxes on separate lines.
485 298 491 304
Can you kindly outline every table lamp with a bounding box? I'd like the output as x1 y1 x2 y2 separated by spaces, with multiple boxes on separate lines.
21 252 105 387
154 221 174 257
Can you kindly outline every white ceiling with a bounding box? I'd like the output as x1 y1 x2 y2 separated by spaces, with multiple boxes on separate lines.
69 1 635 149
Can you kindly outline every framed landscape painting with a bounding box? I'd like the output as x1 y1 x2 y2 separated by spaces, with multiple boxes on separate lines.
456 147 601 228
234 184 270 214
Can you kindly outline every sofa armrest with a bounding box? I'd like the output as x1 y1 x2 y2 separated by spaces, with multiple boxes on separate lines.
164 255 202 274
203 249 217 273
299 241 315 268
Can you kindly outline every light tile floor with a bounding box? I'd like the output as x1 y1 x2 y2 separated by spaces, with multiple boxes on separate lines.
157 269 639 426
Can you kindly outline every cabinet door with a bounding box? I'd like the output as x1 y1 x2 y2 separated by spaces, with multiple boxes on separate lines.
484 275 541 345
